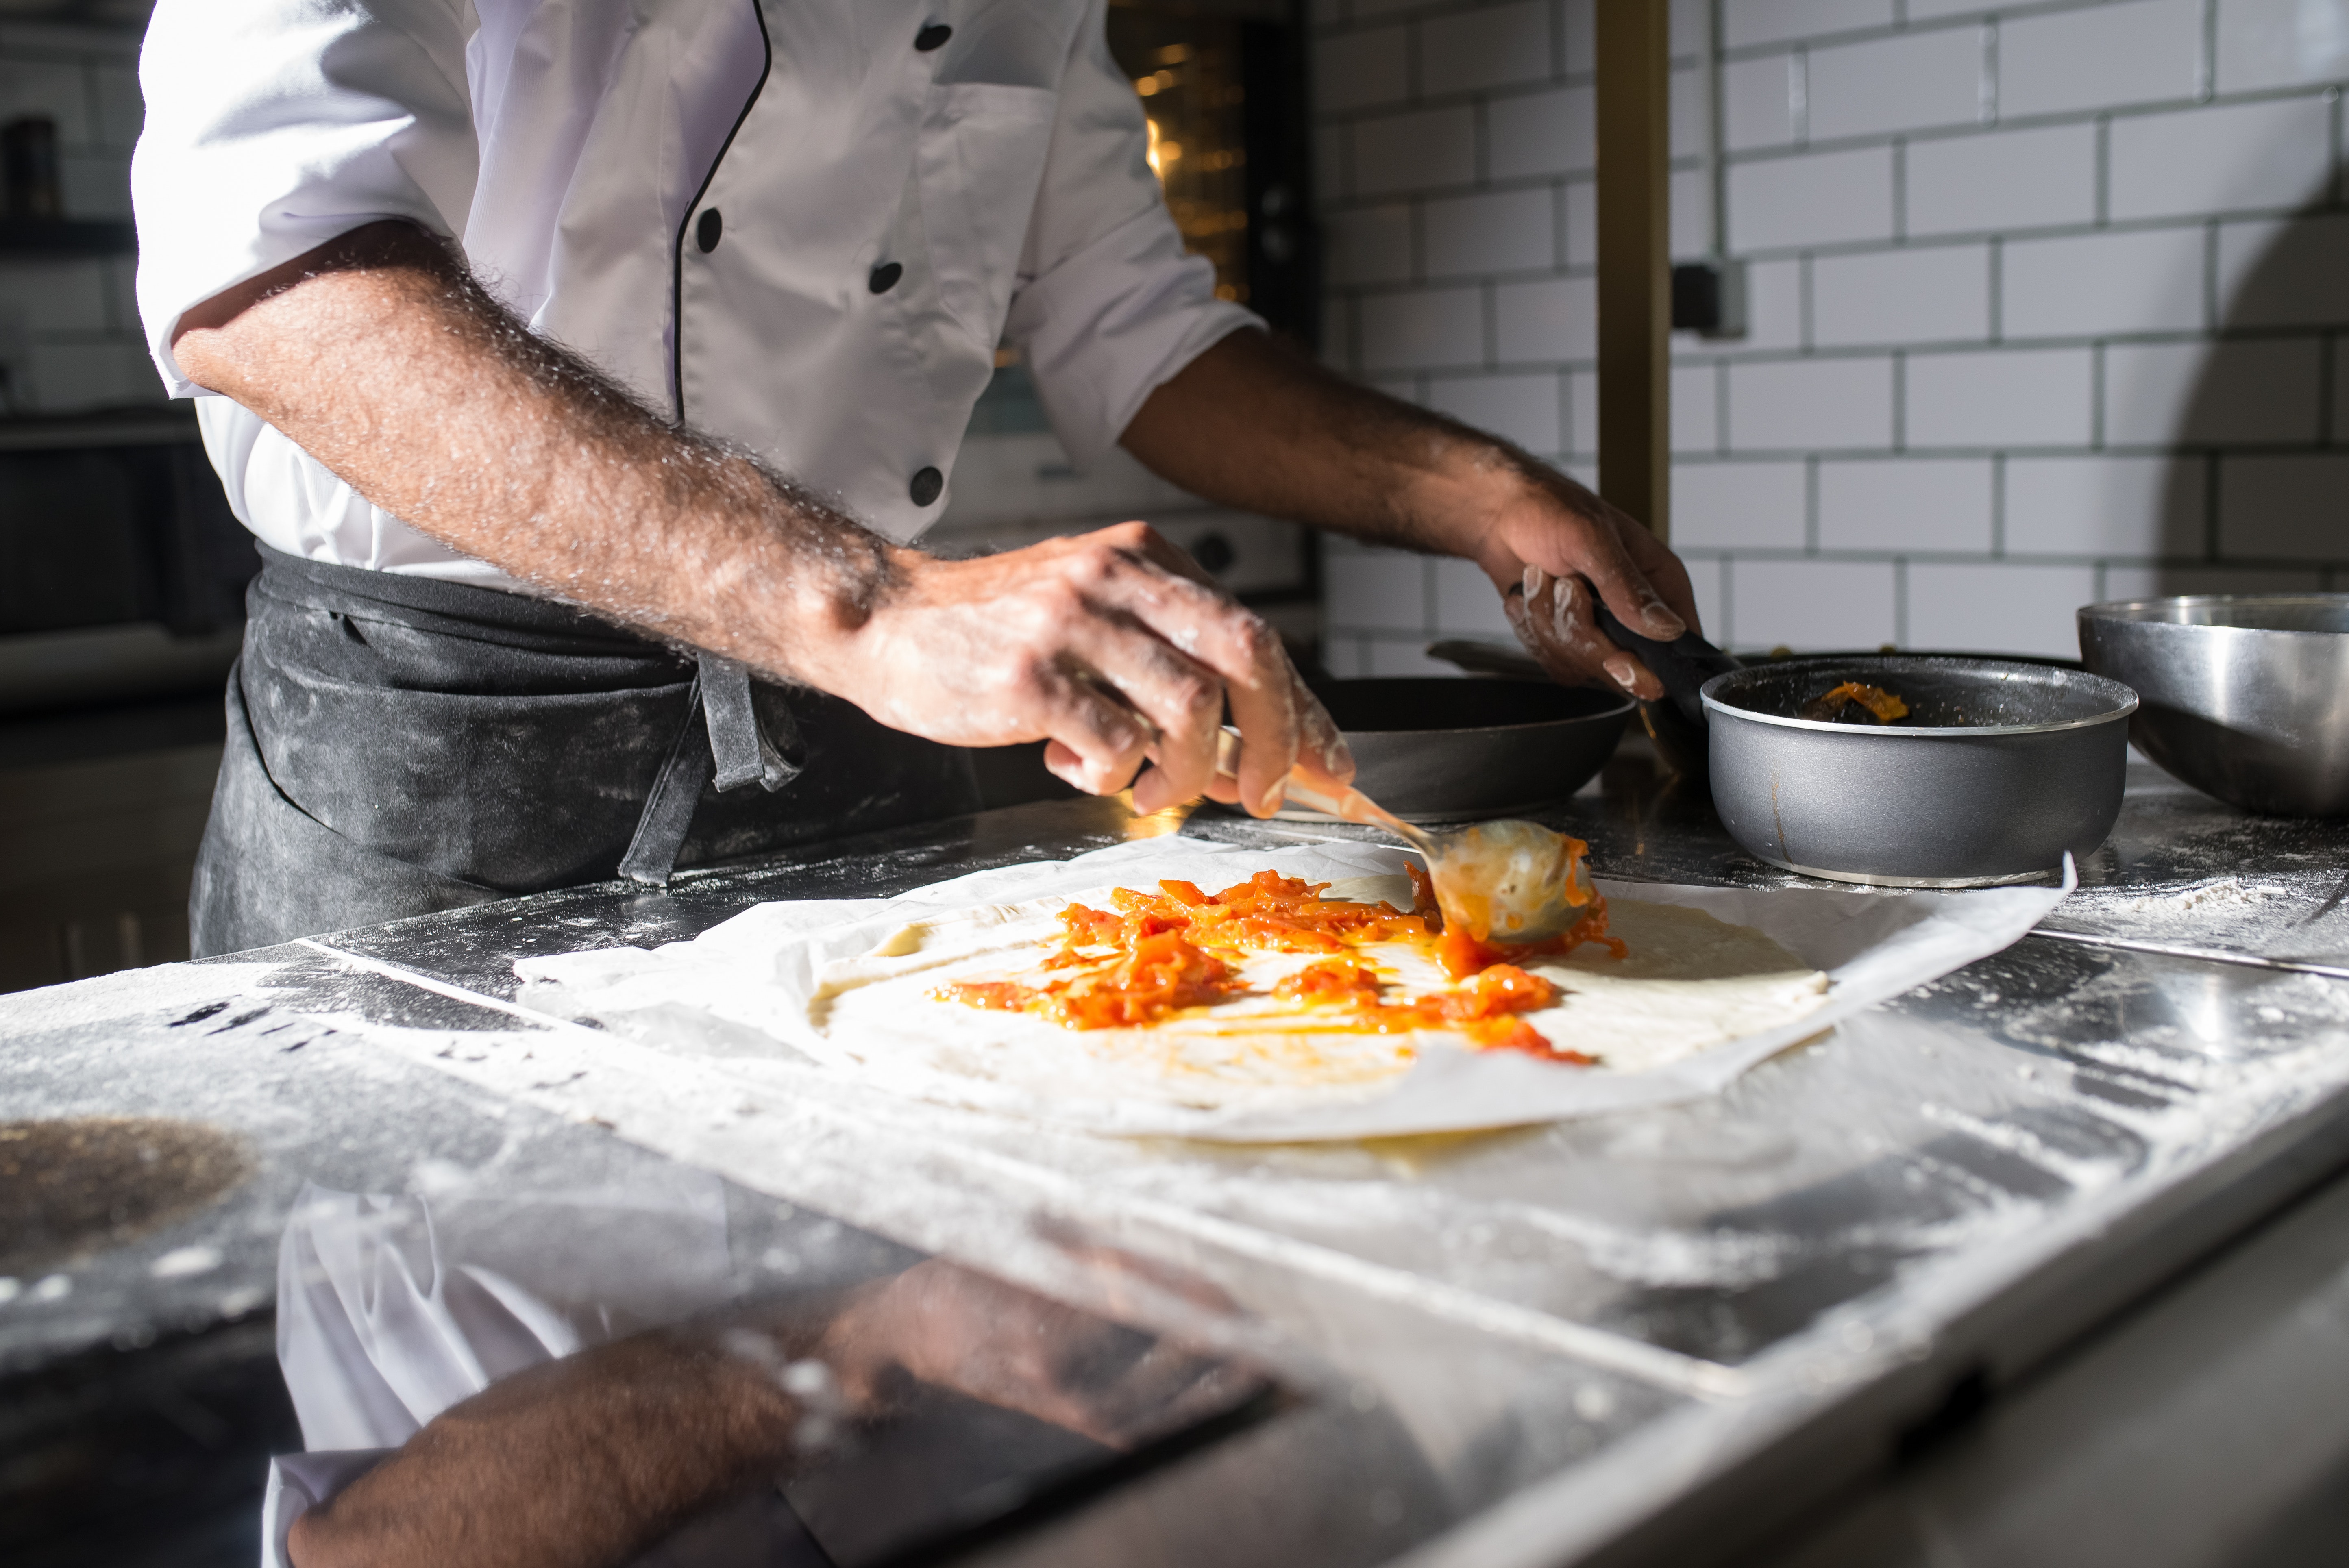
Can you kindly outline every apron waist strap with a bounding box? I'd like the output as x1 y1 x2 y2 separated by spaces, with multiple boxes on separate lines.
252 543 666 657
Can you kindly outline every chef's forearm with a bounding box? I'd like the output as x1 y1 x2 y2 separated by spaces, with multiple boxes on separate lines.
170 222 1347 796
1119 328 1541 572
1120 328 1697 674
170 221 898 687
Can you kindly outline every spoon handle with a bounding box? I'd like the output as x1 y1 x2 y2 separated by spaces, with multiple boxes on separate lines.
1213 729 1436 853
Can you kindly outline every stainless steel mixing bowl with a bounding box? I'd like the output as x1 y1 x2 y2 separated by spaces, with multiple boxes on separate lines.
2078 595 2349 817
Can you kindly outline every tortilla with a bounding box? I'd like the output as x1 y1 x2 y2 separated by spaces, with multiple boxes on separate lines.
799 875 1829 1116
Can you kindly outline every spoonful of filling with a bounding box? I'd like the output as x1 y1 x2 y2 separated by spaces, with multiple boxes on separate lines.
1212 730 1603 946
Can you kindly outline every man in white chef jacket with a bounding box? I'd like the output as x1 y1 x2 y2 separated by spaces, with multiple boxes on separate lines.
133 0 1699 954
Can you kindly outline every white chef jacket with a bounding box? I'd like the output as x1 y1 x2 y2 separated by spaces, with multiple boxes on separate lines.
132 0 1257 586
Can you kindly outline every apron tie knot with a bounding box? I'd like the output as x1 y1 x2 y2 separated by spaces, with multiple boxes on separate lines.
618 654 804 886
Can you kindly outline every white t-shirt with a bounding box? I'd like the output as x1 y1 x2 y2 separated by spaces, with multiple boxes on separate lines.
132 0 1257 584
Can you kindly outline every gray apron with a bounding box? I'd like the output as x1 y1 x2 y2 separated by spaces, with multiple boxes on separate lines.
190 546 979 956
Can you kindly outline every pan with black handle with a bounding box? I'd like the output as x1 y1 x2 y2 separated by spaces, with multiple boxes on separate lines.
1576 601 2136 886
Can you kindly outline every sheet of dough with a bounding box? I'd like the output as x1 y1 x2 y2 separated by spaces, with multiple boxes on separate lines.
513 839 2073 1140
804 874 1829 1117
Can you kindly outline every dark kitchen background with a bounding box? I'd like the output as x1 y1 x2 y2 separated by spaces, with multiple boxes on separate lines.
0 2 244 994
8 0 2349 994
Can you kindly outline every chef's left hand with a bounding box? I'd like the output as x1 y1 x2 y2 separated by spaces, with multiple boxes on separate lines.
1450 465 1698 702
1120 330 1703 703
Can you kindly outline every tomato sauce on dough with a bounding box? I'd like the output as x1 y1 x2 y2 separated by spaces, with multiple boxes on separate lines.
935 863 1624 1065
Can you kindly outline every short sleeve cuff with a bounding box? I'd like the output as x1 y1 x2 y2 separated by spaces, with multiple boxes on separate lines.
133 0 477 396
1006 203 1265 469
261 1449 395 1568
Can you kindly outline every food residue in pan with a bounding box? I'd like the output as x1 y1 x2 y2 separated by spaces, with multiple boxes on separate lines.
1799 681 1911 725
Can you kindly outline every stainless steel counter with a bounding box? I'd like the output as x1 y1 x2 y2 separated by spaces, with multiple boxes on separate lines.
6 741 2348 1567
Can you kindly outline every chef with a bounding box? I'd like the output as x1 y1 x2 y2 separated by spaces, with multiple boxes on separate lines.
134 0 1699 956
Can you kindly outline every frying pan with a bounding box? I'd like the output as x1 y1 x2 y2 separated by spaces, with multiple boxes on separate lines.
1588 609 2139 885
1283 677 1635 823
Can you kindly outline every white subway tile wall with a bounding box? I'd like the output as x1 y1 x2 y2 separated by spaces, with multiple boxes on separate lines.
2000 226 2208 338
2218 0 2349 91
1424 185 1558 276
1804 26 1985 141
1816 457 1992 551
1906 560 2102 656
1722 53 1799 147
2218 453 2349 559
0 24 153 414
1680 551 1727 631
1906 346 2096 447
2005 453 2204 555
1421 0 1554 96
2105 94 2334 220
2104 337 2323 445
1810 243 1990 345
1732 557 1900 647
1361 282 1485 369
1313 0 2349 669
1726 145 1896 249
1672 361 1719 449
1903 122 2099 236
1495 271 1598 360
1996 0 2202 120
2217 213 2349 325
1323 203 1416 284
1727 355 1896 449
1432 554 1519 633
1725 0 1894 51
1674 460 1808 547
1430 370 1564 451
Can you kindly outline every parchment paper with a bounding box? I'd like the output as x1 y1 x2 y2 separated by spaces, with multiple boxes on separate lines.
513 838 2073 1142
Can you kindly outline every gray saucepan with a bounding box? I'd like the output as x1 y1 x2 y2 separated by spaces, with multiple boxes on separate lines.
1286 677 1635 824
1697 656 2140 886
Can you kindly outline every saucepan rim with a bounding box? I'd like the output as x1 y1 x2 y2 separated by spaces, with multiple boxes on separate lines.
2078 592 2349 631
1698 655 2139 739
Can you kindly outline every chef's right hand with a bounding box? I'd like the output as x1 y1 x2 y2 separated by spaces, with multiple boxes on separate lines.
825 522 1353 816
